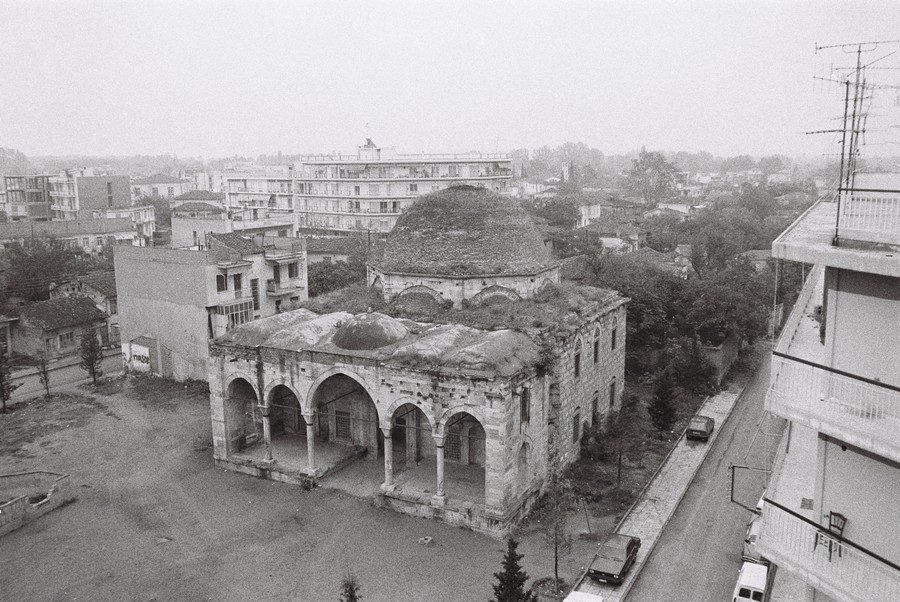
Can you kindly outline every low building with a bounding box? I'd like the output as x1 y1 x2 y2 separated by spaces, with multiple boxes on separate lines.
581 218 648 254
207 186 628 536
170 205 297 249
131 174 194 200
93 205 156 245
49 272 119 344
13 297 108 359
116 232 308 380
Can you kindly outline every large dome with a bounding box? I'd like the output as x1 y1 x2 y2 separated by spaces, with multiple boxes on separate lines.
373 186 554 275
332 312 409 350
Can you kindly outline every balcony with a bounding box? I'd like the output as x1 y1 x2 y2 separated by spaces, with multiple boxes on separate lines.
772 200 900 278
264 241 304 262
756 498 900 602
266 279 303 296
767 263 900 462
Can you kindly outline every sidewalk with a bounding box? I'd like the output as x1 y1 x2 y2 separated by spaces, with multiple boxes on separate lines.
7 347 122 406
582 388 743 602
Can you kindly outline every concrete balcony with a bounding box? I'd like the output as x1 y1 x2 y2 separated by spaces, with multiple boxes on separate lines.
768 354 900 464
772 200 900 278
266 279 303 296
767 264 900 462
756 498 900 602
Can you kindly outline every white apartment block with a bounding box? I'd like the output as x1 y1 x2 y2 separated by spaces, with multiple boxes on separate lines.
223 140 512 235
757 180 900 602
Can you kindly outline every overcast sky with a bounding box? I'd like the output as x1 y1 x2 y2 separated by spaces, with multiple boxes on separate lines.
2 0 899 159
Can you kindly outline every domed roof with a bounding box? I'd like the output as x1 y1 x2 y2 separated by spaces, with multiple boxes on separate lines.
332 312 409 350
373 186 554 276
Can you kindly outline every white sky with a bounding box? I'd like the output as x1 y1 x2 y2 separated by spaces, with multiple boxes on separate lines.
1 0 899 159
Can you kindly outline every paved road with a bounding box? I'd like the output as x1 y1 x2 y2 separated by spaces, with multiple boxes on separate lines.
9 350 122 403
627 355 780 602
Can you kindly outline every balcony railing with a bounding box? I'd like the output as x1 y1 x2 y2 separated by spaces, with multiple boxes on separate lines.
838 189 900 246
768 353 900 462
756 498 900 602
266 279 302 294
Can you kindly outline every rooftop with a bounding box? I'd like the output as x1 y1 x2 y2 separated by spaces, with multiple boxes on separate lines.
209 232 263 255
373 186 556 276
172 202 225 214
772 200 900 278
301 281 626 338
305 236 368 256
173 190 225 201
0 218 134 240
215 309 539 378
19 296 107 331
52 271 117 299
132 173 191 185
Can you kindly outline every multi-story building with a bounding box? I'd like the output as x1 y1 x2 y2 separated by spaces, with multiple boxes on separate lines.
3 175 51 221
131 174 194 201
48 169 131 220
94 205 156 244
224 140 512 235
116 232 308 381
0 218 138 255
756 182 900 602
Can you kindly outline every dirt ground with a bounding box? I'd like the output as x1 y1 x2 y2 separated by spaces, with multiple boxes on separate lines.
0 376 605 602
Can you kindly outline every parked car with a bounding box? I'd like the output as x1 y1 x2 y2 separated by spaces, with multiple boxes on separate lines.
686 415 715 441
585 533 641 586
742 516 764 563
732 560 769 602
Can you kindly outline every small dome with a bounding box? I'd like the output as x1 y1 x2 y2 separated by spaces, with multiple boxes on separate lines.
333 313 409 350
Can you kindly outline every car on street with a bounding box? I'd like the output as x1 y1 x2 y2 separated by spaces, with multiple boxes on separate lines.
686 415 715 441
742 516 766 563
732 560 769 602
585 533 641 586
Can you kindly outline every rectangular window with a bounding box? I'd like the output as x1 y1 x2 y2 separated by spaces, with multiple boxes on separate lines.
408 183 418 193
593 339 599 363
288 262 298 279
107 182 113 194
273 264 281 283
611 328 617 350
353 185 360 196
233 273 242 291
59 331 75 348
609 379 617 409
152 187 159 196
592 392 599 419
96 237 103 246
574 351 581 378
216 274 227 292
167 186 174 197
250 279 260 311
520 387 530 424
219 300 253 330
573 412 581 443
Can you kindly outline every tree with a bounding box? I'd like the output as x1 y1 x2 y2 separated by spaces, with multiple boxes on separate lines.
491 538 537 602
537 471 574 595
0 238 89 301
79 326 103 385
601 393 648 496
339 573 361 602
758 155 786 175
648 372 677 433
140 195 172 228
625 149 677 206
307 256 367 298
37 351 51 400
0 344 13 413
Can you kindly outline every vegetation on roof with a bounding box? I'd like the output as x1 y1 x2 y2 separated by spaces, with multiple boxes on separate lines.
297 282 622 338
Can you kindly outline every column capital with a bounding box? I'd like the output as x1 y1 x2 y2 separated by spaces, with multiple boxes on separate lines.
301 412 315 424
432 434 445 447
380 426 392 438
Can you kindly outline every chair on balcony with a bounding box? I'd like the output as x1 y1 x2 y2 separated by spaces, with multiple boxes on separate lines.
813 511 847 561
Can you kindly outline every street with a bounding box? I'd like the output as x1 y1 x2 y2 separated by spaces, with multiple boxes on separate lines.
627 354 779 601
9 350 122 403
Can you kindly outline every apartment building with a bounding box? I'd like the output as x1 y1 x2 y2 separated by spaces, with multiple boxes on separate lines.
223 140 512 235
49 169 131 220
94 205 156 244
3 175 51 221
116 232 308 381
756 182 900 602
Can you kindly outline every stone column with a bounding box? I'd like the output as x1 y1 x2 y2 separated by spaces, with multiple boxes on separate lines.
405 414 418 467
259 403 273 463
381 427 395 492
432 435 446 506
303 413 316 474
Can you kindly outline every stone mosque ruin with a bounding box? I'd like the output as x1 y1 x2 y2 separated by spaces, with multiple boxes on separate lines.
208 186 627 535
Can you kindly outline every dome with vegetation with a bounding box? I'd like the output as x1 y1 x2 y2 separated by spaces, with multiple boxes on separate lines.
372 186 555 275
332 312 409 350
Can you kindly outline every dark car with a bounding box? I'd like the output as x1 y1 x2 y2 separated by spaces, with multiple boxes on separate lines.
686 415 715 442
586 533 641 586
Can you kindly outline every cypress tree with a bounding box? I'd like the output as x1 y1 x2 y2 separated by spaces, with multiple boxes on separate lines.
491 538 537 602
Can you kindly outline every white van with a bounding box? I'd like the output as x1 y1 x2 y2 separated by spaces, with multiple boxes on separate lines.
732 561 768 602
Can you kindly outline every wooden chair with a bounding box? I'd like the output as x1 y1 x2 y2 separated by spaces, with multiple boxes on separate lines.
813 511 847 561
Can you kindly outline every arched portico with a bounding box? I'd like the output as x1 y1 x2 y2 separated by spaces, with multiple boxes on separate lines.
310 373 381 465
432 408 488 505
